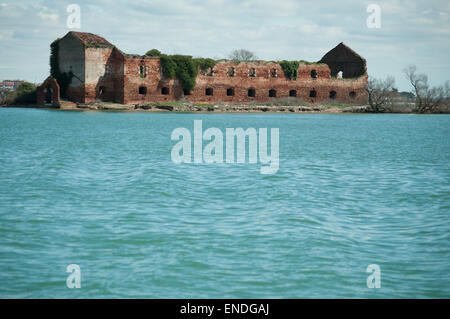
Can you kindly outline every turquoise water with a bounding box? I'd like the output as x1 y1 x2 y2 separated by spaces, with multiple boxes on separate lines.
0 108 449 298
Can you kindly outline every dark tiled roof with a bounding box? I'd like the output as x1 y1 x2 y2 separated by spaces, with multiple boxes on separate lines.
68 31 113 48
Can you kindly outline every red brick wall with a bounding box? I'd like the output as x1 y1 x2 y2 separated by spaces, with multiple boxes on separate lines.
56 33 367 105
75 47 125 103
84 47 113 103
36 77 60 107
65 48 367 105
122 59 367 105
122 56 183 104
66 85 85 103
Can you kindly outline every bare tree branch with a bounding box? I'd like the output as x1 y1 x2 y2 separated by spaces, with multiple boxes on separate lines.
366 76 396 112
403 65 447 113
228 49 258 62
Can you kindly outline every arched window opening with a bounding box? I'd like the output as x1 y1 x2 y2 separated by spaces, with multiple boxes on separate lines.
161 87 169 95
329 91 336 99
349 91 356 99
249 68 256 77
227 88 235 96
309 90 317 98
139 86 147 95
248 89 256 97
289 90 297 97
139 65 147 78
205 88 213 96
271 69 278 78
337 71 343 79
45 85 52 104
269 89 277 97
310 69 318 79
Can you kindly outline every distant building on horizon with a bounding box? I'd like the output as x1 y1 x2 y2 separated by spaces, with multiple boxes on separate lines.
37 31 368 106
0 80 24 91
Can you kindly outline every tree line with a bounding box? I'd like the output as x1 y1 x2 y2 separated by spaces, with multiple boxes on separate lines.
367 65 449 113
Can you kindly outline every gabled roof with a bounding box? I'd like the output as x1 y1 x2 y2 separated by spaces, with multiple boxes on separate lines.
67 31 113 48
319 42 366 63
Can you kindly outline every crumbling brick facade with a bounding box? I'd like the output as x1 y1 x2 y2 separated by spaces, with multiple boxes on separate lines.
36 77 60 107
42 32 368 106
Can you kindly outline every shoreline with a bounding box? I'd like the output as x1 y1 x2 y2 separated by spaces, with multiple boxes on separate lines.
1 102 449 114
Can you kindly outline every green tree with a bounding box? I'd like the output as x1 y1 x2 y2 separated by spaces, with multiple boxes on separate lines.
145 49 162 57
4 82 37 105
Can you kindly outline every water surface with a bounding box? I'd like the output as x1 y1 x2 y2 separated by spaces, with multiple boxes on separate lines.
0 108 449 298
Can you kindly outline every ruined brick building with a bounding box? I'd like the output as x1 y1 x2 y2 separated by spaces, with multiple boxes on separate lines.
37 31 368 106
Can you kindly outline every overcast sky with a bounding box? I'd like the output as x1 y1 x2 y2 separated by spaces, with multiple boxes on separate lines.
0 0 449 91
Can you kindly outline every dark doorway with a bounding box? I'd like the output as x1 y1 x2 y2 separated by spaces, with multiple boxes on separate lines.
248 89 256 97
309 90 317 98
349 91 356 99
99 86 106 98
161 87 169 95
139 86 147 95
289 90 297 97
329 91 336 99
45 85 52 104
269 89 276 97
227 88 235 96
205 88 213 96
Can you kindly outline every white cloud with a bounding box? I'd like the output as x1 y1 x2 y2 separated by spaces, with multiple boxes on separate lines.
0 0 449 91
37 6 59 23
0 2 23 17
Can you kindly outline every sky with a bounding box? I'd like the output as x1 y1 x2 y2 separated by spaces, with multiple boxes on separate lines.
0 0 449 91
